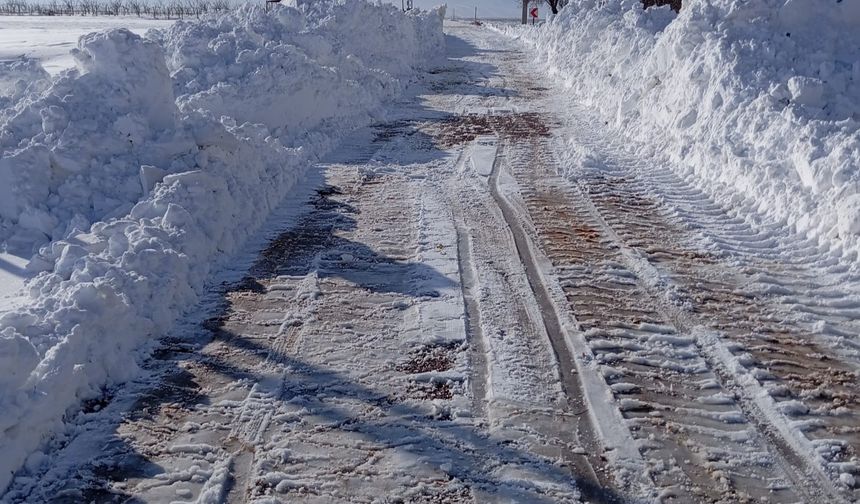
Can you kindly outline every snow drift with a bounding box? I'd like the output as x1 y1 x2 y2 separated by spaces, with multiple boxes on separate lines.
496 0 860 255
0 1 443 491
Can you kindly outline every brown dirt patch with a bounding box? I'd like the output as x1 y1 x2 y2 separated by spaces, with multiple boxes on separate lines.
397 343 457 374
432 112 552 148
406 381 454 401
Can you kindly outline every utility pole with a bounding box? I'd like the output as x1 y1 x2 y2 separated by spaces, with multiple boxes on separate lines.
521 0 528 24
474 6 477 22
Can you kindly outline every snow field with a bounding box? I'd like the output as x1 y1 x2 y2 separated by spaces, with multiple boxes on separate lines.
0 16 175 75
493 0 860 258
0 1 444 492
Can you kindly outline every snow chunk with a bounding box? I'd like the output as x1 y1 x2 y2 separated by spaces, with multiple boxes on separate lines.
0 58 50 112
0 328 40 397
836 194 860 236
73 28 176 130
787 76 824 108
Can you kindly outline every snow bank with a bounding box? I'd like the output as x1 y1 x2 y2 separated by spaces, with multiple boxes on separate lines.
0 58 50 113
0 1 443 491
0 29 189 250
495 0 860 254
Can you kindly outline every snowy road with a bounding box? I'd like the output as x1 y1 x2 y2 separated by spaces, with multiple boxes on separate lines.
5 22 860 503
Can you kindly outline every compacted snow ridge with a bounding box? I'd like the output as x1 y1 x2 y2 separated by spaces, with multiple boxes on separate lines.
3 3 860 503
0 1 444 493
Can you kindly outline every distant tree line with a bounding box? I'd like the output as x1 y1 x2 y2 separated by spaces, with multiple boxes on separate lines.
0 0 232 18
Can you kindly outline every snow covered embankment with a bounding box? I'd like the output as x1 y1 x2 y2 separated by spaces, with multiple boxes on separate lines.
0 2 443 491
495 0 860 254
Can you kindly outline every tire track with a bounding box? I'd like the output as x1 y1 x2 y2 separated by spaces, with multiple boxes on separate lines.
473 38 859 499
454 216 489 419
572 169 860 501
505 134 841 502
487 141 624 504
553 107 860 499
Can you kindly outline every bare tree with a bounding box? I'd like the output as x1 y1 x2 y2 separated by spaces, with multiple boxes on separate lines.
0 0 234 17
106 0 121 15
2 0 27 15
81 0 100 15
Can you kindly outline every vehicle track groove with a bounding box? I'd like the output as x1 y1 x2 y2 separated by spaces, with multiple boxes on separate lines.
506 134 834 502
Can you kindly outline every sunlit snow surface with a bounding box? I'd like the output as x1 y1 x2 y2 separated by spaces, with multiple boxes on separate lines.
0 15 173 316
0 16 174 74
0 251 27 312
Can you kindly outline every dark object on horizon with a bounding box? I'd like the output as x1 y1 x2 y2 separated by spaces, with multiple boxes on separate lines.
544 0 562 15
520 0 568 25
642 0 682 12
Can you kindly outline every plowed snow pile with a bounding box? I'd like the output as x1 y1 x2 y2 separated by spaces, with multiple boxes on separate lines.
0 0 443 491
496 0 860 253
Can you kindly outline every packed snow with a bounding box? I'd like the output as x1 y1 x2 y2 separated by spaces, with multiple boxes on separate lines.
0 1 443 492
493 0 860 258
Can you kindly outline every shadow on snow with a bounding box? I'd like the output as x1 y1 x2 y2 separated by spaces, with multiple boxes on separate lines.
1 30 625 504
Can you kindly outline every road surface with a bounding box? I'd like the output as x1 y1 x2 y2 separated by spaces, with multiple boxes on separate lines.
4 22 860 504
